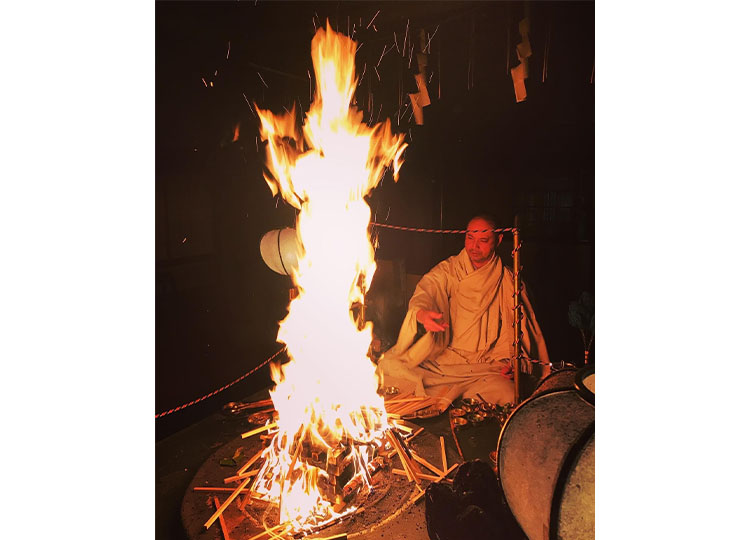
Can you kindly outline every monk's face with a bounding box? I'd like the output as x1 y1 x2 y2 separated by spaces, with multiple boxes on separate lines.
465 218 498 269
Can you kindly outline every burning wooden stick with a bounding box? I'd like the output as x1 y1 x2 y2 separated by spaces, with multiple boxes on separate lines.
386 429 422 490
440 436 448 473
196 486 269 506
286 436 304 483
436 462 458 481
241 422 277 439
247 522 292 540
386 426 424 459
212 496 232 540
245 398 274 408
391 421 413 433
237 448 266 475
223 468 259 484
194 487 252 493
387 396 436 416
204 476 252 529
392 469 446 482
406 426 425 441
411 452 444 476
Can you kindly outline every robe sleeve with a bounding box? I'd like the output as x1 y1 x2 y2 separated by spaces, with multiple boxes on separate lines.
379 261 452 370
408 260 451 314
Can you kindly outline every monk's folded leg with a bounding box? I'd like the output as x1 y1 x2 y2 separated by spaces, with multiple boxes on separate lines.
462 374 514 406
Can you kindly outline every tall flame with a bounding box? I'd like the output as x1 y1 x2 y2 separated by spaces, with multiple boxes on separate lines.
253 22 407 531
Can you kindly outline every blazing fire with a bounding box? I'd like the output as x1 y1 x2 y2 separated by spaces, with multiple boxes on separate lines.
252 22 407 532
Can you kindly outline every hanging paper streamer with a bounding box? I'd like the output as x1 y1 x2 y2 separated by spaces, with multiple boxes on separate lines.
511 18 532 102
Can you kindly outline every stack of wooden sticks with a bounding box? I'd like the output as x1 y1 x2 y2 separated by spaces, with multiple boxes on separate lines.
383 387 452 418
195 413 456 539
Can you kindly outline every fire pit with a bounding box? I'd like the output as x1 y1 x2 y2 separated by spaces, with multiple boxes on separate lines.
181 416 458 540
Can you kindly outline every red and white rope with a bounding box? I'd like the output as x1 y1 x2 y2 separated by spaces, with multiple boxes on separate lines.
155 346 287 419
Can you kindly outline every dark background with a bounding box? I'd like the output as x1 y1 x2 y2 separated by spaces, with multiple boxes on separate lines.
156 0 594 440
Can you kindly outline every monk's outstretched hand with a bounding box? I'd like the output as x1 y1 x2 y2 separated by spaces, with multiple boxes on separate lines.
417 309 450 332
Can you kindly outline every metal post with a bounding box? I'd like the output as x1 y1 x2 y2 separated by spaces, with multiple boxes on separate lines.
513 215 522 405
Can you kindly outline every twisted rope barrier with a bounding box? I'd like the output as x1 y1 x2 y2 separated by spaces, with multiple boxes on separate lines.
155 346 287 419
157 222 524 418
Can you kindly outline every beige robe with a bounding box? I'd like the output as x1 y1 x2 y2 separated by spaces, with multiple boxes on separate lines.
377 249 549 407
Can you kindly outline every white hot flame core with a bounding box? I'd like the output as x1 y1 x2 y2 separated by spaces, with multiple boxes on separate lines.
253 22 407 531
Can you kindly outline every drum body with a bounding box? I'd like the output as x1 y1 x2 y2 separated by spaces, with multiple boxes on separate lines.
497 367 595 540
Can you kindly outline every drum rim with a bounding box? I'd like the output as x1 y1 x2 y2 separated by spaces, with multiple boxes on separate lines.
496 387 594 536
496 386 592 474
575 366 595 406
548 422 595 540
537 366 577 387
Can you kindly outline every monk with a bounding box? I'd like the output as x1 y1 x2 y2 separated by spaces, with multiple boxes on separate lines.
377 215 549 408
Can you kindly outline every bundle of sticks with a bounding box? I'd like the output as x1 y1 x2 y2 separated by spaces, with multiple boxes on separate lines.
384 387 452 418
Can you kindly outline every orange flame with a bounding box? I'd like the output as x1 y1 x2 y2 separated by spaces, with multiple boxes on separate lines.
253 22 407 531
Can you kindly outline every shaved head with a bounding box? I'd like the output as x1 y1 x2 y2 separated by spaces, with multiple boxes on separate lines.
465 215 499 269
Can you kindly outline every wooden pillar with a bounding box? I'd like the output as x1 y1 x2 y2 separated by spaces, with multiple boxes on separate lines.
513 215 522 405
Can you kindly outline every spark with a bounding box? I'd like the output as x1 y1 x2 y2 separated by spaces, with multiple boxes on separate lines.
376 103 382 123
242 92 257 118
226 41 230 60
429 72 434 84
377 44 387 67
214 69 218 76
257 72 268 88
424 25 439 53
307 70 312 102
182 237 187 244
408 43 415 68
366 10 379 29
358 62 367 86
374 65 380 81
201 77 207 87
398 103 411 123
372 24 377 32
393 32 400 54
356 42 363 53
403 19 409 57
313 17 316 32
